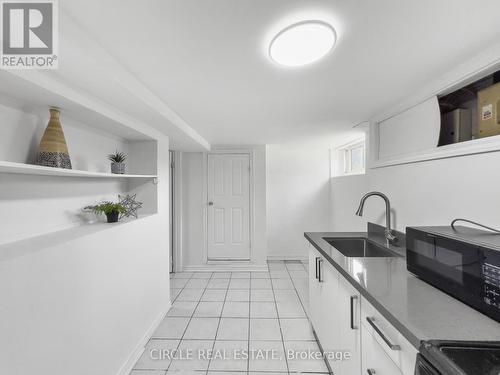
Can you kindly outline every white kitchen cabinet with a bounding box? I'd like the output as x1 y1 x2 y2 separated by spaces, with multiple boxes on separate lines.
308 245 322 332
362 326 403 375
361 297 417 375
308 246 340 372
308 245 417 375
377 96 440 160
336 274 361 375
308 246 361 374
318 256 341 373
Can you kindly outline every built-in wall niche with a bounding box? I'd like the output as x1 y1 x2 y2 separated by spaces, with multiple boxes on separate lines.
372 64 500 168
0 94 159 246
437 70 500 146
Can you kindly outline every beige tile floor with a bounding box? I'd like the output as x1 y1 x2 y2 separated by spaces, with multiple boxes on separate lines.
130 261 329 375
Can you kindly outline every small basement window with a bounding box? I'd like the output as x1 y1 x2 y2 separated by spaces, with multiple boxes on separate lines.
332 137 366 177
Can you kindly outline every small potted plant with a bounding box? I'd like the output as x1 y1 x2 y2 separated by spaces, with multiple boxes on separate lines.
108 150 127 174
88 202 127 223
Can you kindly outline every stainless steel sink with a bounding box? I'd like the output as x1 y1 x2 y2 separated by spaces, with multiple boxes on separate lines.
323 237 398 257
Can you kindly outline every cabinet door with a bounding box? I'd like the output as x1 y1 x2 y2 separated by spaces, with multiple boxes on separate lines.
317 257 340 374
308 247 340 373
377 96 440 160
337 274 361 375
362 327 403 375
361 296 418 375
308 246 321 332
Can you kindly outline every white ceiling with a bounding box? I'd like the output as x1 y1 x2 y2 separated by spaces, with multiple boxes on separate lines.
61 0 500 146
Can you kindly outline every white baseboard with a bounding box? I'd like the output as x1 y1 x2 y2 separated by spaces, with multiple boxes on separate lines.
116 301 171 375
267 255 307 262
183 263 268 272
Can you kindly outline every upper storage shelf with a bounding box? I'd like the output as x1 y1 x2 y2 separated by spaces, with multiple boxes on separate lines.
0 161 157 179
437 70 500 146
372 63 500 168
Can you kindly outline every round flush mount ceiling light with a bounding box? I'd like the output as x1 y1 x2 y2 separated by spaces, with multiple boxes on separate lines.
269 20 336 67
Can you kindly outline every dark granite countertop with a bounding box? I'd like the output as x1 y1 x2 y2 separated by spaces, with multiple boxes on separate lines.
305 228 500 349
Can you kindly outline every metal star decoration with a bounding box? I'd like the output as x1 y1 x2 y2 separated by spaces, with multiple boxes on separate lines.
118 194 143 219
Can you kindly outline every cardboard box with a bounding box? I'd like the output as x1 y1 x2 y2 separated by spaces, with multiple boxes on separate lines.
478 82 500 138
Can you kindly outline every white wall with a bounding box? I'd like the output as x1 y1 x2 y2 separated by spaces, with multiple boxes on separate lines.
330 173 369 232
0 215 170 375
266 144 332 259
252 146 268 265
332 45 500 234
180 152 205 267
181 136 500 262
332 145 500 233
0 104 171 375
180 146 267 269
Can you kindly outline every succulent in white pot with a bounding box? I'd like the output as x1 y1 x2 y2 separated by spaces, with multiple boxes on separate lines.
108 150 126 174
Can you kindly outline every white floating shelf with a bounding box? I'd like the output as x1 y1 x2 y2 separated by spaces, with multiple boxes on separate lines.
0 161 157 179
0 214 156 260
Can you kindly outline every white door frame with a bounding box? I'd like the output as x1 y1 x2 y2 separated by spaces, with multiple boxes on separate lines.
172 151 184 272
169 151 174 273
202 147 254 264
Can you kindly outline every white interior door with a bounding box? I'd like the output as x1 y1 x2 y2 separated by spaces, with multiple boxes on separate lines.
207 153 250 260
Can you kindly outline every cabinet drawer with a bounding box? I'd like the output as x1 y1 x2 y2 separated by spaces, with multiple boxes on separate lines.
361 297 417 375
362 327 403 375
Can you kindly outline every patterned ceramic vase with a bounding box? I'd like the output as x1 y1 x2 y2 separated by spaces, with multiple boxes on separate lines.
35 108 72 169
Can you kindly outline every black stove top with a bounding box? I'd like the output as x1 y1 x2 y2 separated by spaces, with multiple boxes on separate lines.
441 346 500 374
419 341 500 375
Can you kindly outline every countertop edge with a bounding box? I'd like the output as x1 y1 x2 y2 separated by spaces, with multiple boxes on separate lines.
304 231 422 349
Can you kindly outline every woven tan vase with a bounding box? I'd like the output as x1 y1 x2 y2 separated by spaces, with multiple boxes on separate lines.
35 108 72 169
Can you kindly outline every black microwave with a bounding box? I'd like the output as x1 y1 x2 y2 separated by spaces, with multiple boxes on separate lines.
406 226 500 323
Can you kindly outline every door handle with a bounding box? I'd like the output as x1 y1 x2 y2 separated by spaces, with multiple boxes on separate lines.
350 295 358 330
318 258 323 282
366 317 401 350
208 201 214 206
367 369 376 375
315 257 320 280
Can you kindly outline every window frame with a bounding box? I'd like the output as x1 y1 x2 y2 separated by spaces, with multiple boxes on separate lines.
333 137 366 177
